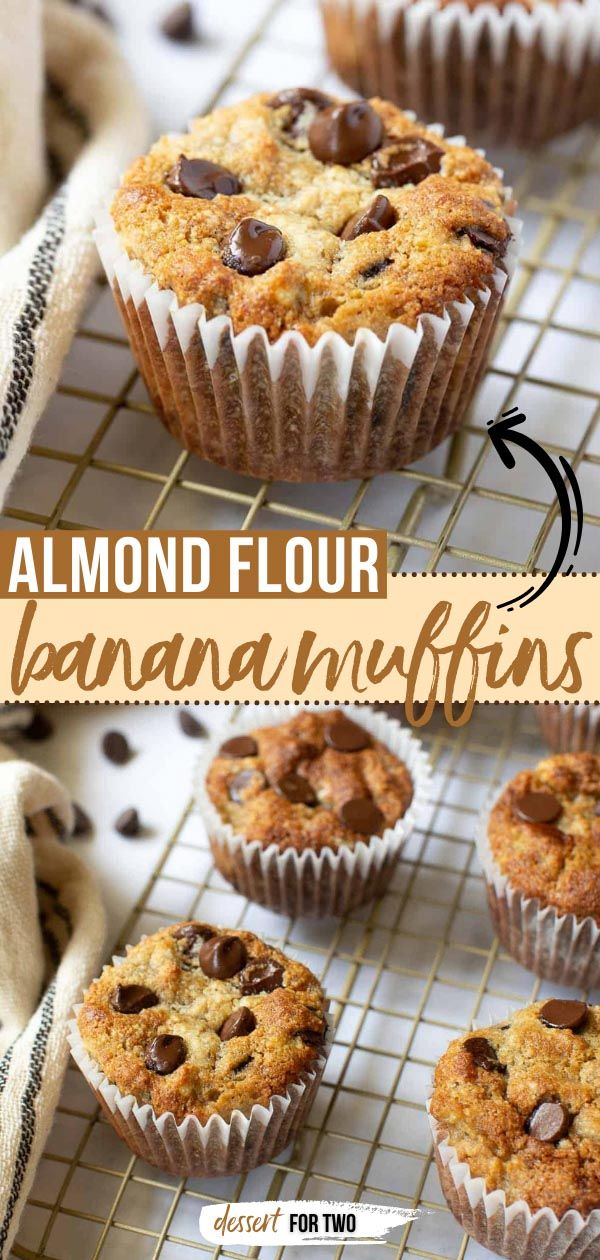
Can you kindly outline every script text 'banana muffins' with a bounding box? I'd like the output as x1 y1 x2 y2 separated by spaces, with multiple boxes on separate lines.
429 1000 600 1258
321 0 600 148
478 752 600 987
70 924 328 1176
96 90 518 482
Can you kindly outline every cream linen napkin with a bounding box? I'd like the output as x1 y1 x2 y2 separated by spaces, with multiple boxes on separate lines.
0 743 105 1257
0 0 147 509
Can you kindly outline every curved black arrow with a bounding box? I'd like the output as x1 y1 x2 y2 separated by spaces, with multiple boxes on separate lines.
487 407 581 611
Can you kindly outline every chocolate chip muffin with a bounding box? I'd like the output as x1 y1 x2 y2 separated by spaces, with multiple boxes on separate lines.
198 708 429 917
321 0 600 149
479 753 600 987
429 999 600 1256
97 89 517 481
538 706 600 755
72 924 328 1175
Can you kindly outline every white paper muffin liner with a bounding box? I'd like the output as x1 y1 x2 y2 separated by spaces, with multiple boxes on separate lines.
427 1102 600 1258
476 791 600 988
537 705 600 754
195 705 432 918
95 198 519 482
68 974 330 1177
321 0 600 147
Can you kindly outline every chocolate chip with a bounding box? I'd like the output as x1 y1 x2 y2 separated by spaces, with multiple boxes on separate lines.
145 1034 186 1075
229 769 266 803
110 984 159 1014
341 194 397 241
161 2 196 41
223 218 285 276
539 999 588 1032
464 1036 505 1072
268 87 332 133
457 226 508 260
514 790 562 825
325 717 370 752
239 959 284 995
178 709 207 738
199 935 247 979
339 797 385 835
526 1099 571 1143
173 922 215 949
231 1054 253 1074
72 803 92 838
372 136 442 188
361 258 393 281
24 709 53 742
309 101 383 166
220 1006 256 1040
298 1025 326 1047
115 807 141 838
166 156 241 200
102 731 131 765
220 735 258 758
277 773 317 805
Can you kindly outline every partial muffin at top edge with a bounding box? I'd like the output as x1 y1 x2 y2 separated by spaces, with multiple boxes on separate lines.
205 710 414 854
487 752 600 922
430 998 600 1218
111 90 512 345
77 924 327 1125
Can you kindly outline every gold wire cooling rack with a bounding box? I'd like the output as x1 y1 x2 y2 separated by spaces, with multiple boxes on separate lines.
11 703 579 1260
1 0 599 573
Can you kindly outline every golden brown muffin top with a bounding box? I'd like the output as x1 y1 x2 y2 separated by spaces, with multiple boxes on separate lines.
205 711 413 853
431 1000 600 1218
487 753 600 922
77 924 327 1124
111 91 511 345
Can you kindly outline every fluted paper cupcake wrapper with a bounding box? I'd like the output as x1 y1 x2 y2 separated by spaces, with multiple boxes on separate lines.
321 0 600 147
195 706 432 918
95 202 519 482
476 793 600 988
68 995 330 1177
427 1103 600 1259
537 705 600 755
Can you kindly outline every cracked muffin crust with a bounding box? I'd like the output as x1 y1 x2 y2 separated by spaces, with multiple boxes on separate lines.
77 924 327 1124
111 90 511 345
487 753 600 922
205 711 413 853
430 999 600 1218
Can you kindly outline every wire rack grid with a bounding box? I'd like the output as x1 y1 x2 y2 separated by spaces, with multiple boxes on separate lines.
11 703 595 1260
1 0 599 573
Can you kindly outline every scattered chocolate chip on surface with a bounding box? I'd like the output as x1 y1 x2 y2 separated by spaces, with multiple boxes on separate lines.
220 735 258 758
239 959 284 995
145 1033 186 1075
72 803 92 838
160 1 196 41
514 790 562 825
269 87 332 133
229 769 266 803
539 999 588 1032
102 730 131 765
220 1006 256 1040
464 1036 506 1072
341 194 397 241
110 984 159 1014
199 934 247 979
178 709 208 738
309 101 383 165
166 155 240 199
223 218 285 276
339 797 384 835
526 1099 571 1143
173 922 214 946
458 225 508 259
115 807 141 838
24 709 54 742
361 258 393 281
277 773 317 805
325 717 371 752
372 136 442 188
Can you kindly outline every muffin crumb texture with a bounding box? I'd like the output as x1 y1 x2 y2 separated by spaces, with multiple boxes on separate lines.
206 712 413 853
431 1000 600 1217
112 91 511 344
488 753 600 921
77 925 327 1124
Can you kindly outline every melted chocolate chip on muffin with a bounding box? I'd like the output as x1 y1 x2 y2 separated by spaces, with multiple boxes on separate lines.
205 711 413 853
77 924 326 1124
111 91 511 345
488 753 600 922
431 1001 600 1217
